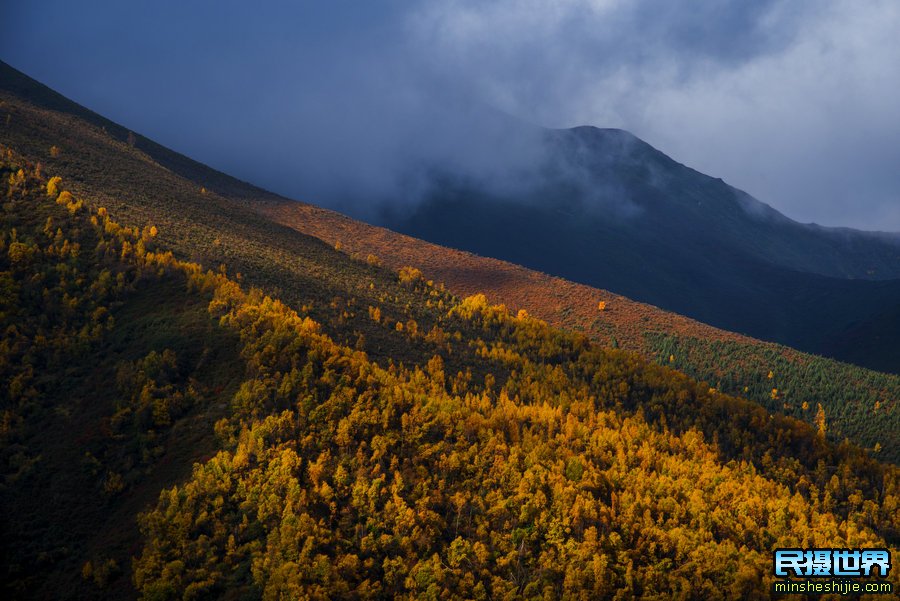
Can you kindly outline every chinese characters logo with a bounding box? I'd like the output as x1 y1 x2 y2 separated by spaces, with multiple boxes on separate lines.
774 549 891 578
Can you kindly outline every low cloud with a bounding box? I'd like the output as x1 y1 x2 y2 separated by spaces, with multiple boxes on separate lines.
409 0 900 230
4 0 900 229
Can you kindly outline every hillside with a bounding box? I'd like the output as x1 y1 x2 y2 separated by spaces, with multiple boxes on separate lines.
1 147 897 599
1 59 897 462
261 202 900 463
379 126 900 374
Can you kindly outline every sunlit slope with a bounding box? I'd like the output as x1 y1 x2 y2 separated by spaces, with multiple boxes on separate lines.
263 201 900 462
1 150 897 599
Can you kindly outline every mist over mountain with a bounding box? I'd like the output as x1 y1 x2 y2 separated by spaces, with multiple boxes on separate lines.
6 46 896 370
372 124 900 372
6 1 900 231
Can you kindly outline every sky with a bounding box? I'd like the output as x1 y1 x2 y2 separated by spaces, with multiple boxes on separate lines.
3 0 900 231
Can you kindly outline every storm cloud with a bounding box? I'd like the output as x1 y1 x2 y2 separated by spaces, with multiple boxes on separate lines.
3 0 900 229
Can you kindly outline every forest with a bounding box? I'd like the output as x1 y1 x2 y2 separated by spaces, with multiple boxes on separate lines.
1 147 897 599
262 190 900 465
647 334 899 463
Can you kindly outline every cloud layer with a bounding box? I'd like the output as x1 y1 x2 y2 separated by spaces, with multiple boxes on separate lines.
3 0 900 229
410 0 900 230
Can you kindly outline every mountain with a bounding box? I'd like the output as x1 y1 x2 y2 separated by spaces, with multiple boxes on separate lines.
2 133 898 601
0 60 898 598
262 200 900 464
378 125 900 373
2 58 898 461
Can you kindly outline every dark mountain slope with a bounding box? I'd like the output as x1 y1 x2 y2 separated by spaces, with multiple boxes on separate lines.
547 127 900 280
384 126 900 372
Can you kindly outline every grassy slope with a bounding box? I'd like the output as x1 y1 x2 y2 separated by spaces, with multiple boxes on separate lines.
1 60 896 461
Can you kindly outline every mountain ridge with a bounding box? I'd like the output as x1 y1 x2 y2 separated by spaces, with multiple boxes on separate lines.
375 123 900 371
555 124 900 240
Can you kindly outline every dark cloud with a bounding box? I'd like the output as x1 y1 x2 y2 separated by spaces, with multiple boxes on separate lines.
2 0 899 230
